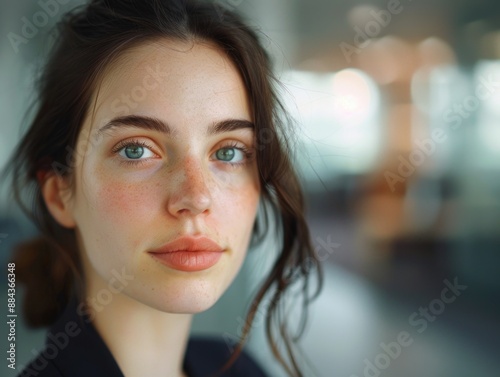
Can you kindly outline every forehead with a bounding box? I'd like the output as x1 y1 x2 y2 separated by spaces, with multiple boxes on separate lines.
100 38 240 87
84 38 251 134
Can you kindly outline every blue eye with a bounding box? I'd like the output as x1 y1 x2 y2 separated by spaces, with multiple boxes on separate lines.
122 145 144 159
112 139 157 165
215 147 246 164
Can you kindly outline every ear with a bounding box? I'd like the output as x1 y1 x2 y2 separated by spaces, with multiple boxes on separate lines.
40 172 76 229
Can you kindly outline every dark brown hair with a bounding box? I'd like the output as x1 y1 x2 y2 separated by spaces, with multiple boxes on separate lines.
3 0 323 375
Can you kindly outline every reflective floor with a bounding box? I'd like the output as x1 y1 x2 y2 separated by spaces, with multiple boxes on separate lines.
297 263 500 377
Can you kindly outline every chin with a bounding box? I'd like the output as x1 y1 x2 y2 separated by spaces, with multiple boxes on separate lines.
125 276 229 314
130 253 245 314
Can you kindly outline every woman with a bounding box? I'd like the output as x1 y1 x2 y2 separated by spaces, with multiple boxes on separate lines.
5 0 323 376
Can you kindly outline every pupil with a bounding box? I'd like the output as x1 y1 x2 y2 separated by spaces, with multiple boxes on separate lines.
217 148 234 161
125 145 144 159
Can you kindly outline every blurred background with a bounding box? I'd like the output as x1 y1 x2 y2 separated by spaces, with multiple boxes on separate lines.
1 0 499 376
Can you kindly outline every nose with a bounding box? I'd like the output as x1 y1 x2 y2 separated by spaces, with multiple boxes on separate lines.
167 156 213 217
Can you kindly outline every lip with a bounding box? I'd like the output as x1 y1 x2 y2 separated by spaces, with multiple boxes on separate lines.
148 236 224 272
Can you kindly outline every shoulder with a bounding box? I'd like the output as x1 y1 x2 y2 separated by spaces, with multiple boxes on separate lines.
184 336 269 377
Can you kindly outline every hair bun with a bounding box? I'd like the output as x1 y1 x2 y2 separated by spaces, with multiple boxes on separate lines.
12 236 73 328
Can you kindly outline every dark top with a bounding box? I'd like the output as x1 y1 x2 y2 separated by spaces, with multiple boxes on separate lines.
17 297 269 377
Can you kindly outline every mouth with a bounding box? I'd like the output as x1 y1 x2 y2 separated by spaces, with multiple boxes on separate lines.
148 235 225 272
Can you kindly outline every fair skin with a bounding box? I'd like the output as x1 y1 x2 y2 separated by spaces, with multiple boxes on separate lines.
41 39 261 377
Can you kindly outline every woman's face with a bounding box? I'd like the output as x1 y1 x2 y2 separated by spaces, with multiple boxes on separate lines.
64 39 261 313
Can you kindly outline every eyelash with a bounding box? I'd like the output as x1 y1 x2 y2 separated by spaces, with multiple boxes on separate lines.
215 141 255 168
111 139 255 168
112 140 156 166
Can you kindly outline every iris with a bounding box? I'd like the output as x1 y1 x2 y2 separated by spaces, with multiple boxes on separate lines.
216 148 235 161
124 145 144 159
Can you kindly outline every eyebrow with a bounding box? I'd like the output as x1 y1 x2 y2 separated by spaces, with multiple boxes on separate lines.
97 115 255 138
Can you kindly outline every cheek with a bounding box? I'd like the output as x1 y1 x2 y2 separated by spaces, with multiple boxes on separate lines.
87 162 163 221
219 179 260 245
205 166 261 251
74 169 161 264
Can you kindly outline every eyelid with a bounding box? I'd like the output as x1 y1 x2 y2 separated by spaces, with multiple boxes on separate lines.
111 137 160 155
215 140 253 153
110 138 161 168
213 140 255 167
217 137 255 149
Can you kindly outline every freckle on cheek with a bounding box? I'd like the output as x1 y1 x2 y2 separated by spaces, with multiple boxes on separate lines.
98 185 134 213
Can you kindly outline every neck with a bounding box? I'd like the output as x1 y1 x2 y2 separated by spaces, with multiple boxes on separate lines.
85 279 192 377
